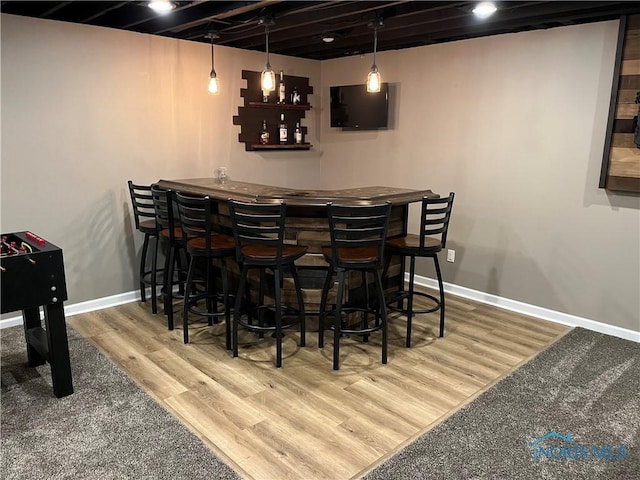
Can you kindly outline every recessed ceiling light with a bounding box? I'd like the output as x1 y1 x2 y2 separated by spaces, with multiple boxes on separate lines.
148 0 175 14
472 2 497 19
317 32 342 43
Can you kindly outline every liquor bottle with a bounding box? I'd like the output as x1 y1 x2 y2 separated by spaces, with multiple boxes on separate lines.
262 89 269 103
260 120 270 145
294 122 303 144
279 113 288 144
291 86 300 105
278 71 286 104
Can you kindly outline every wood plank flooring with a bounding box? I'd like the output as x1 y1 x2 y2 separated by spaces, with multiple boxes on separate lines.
68 288 569 480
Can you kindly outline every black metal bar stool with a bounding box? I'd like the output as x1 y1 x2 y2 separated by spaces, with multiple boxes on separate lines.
128 180 161 314
151 185 189 331
318 202 391 370
174 192 236 348
228 199 307 368
384 193 455 346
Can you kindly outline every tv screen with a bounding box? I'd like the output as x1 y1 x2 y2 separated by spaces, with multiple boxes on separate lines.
330 83 389 130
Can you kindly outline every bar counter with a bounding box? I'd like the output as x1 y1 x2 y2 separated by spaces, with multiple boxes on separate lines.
155 178 435 313
155 178 433 207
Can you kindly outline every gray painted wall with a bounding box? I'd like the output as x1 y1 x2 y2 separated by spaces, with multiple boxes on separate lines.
2 14 638 332
318 22 639 333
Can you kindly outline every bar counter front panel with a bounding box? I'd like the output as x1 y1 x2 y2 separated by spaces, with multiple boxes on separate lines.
156 178 434 317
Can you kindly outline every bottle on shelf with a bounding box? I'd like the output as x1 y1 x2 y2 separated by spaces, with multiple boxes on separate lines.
278 71 286 105
291 86 300 105
279 113 288 144
294 122 303 144
262 89 269 103
260 120 270 145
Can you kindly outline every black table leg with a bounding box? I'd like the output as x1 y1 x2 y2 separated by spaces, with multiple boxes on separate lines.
43 303 74 398
22 304 74 398
22 307 46 367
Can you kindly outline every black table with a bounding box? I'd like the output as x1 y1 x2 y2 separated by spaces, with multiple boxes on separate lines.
1 231 73 398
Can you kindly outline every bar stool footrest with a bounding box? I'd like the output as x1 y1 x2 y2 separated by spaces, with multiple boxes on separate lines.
387 290 441 315
323 306 385 336
186 292 231 320
239 304 302 333
141 267 164 287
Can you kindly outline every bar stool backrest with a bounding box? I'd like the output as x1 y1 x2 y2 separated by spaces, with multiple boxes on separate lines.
327 202 392 269
151 185 180 241
418 193 455 253
174 192 214 250
228 200 287 267
128 180 155 231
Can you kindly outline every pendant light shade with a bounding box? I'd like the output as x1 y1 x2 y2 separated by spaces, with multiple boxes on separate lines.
367 65 381 93
207 32 220 95
208 73 219 94
366 18 383 93
260 17 276 92
261 64 275 92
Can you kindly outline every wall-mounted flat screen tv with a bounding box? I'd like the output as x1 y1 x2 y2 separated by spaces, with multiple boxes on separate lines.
330 83 389 130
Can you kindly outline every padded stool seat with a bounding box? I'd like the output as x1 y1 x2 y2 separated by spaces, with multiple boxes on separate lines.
185 233 236 253
244 244 307 261
385 235 441 252
139 219 157 234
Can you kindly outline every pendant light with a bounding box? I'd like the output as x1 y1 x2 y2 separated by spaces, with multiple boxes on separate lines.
367 18 383 93
259 16 276 92
206 32 220 95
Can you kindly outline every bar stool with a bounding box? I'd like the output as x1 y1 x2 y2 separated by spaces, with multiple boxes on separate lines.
228 199 307 368
150 185 188 331
128 180 161 314
173 192 236 348
318 202 391 370
384 193 455 346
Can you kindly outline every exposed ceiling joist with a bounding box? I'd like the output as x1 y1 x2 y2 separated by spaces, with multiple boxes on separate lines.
2 1 639 60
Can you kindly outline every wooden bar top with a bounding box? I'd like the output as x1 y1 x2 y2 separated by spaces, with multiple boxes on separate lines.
156 178 434 207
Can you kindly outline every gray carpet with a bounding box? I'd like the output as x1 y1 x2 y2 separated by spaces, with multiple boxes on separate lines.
365 328 640 480
0 325 241 480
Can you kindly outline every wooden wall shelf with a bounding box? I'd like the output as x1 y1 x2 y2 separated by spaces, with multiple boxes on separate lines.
247 102 311 111
250 144 313 150
233 70 313 152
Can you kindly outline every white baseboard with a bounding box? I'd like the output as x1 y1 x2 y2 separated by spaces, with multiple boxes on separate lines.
0 290 144 329
2 279 638 343
411 273 640 343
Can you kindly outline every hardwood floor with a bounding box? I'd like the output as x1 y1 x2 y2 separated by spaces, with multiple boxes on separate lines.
68 288 569 480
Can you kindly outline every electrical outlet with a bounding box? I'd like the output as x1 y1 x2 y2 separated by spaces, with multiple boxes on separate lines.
447 249 455 263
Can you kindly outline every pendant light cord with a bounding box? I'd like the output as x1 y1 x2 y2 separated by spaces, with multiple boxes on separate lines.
265 25 270 64
373 27 378 65
211 35 215 72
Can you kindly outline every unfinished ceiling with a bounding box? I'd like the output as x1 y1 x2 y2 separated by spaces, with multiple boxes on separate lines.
2 1 640 60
